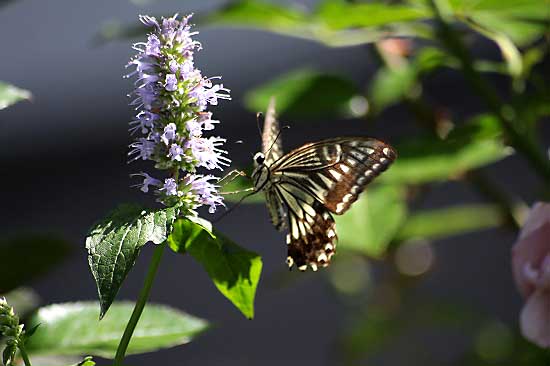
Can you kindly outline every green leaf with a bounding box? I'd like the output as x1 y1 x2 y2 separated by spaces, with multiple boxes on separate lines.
0 81 31 110
448 0 549 46
368 65 418 112
317 1 429 29
245 69 366 119
25 302 208 359
0 234 72 293
168 218 262 319
200 0 432 47
396 204 502 241
73 356 95 366
336 185 407 258
382 114 512 184
85 204 178 318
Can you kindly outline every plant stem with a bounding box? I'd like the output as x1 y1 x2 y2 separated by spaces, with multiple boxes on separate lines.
113 242 166 366
18 343 32 366
428 0 550 185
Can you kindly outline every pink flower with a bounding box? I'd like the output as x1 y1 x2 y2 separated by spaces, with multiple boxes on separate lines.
512 202 550 348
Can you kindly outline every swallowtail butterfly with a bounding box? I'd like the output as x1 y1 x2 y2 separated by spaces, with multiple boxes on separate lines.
251 99 397 271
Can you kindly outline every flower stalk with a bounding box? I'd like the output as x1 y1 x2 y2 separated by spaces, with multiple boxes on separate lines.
113 242 166 366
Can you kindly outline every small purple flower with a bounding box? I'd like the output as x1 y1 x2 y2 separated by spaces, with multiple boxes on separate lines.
186 119 202 137
165 74 178 92
198 112 218 131
132 172 161 193
129 137 156 161
186 136 230 170
187 175 224 213
139 15 159 29
145 35 161 57
161 123 177 145
161 178 179 196
132 84 158 110
168 143 184 161
169 60 180 73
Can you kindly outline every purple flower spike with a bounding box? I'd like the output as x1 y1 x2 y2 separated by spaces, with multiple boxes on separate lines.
127 14 231 213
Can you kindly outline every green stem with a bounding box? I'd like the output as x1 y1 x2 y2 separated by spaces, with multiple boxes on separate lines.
18 343 32 366
113 242 166 366
428 0 550 184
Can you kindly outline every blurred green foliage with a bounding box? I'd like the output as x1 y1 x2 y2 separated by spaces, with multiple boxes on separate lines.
0 81 31 110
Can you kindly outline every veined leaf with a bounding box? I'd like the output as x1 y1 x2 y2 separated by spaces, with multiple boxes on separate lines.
168 218 262 319
25 302 208 359
336 185 407 258
0 81 31 110
245 69 366 119
85 204 178 318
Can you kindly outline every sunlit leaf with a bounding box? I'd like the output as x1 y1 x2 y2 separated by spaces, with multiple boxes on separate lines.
382 114 512 184
317 1 429 29
448 0 549 46
0 81 31 110
168 218 262 319
336 185 407 258
25 302 208 358
0 234 72 293
396 204 502 241
85 204 178 318
245 69 366 119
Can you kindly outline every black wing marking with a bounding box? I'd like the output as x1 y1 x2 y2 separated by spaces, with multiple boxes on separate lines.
264 188 287 231
273 182 337 271
261 97 283 166
271 137 397 215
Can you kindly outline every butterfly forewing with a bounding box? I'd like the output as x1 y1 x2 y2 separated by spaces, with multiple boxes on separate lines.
261 98 283 165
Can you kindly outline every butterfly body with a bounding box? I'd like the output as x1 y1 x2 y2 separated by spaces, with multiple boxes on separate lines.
252 99 396 271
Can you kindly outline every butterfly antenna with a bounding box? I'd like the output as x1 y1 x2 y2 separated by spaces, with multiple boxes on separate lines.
214 190 258 223
265 125 290 157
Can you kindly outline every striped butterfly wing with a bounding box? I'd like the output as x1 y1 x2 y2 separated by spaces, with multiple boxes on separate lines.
261 98 283 166
270 137 397 271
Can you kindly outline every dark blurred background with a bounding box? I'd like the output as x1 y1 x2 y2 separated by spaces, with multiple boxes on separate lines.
1 0 549 365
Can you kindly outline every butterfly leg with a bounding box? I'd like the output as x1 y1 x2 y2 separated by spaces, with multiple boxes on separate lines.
220 187 255 195
218 169 248 184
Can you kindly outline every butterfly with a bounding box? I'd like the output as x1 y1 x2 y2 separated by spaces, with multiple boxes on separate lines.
251 99 397 271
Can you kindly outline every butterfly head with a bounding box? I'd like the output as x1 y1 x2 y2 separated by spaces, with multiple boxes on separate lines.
253 152 265 167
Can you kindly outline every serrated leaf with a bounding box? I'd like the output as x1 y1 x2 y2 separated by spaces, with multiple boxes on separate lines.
245 69 365 119
336 185 407 258
381 114 512 184
85 204 178 318
396 204 502 241
0 81 31 110
168 218 262 319
25 302 208 359
0 234 72 293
